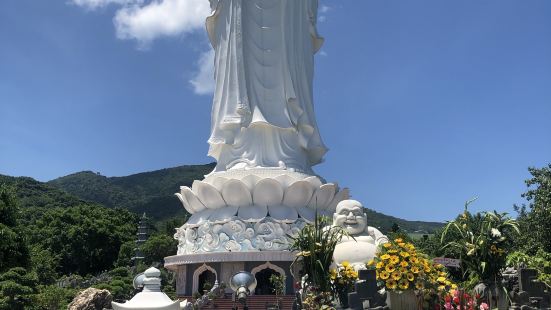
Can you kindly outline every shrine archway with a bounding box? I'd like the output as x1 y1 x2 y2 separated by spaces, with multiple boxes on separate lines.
251 262 286 295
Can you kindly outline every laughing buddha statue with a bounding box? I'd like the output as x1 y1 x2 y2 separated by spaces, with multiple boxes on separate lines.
332 200 389 270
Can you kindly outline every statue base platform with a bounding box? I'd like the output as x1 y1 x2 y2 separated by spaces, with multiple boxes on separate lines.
169 168 348 297
165 251 296 297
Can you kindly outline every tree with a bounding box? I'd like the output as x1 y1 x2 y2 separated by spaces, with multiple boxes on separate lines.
0 267 37 310
34 285 76 310
29 246 60 285
141 234 178 265
93 267 134 301
0 185 29 272
514 164 551 253
115 240 135 267
22 204 138 275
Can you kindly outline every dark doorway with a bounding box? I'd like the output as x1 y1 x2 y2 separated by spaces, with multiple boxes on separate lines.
254 268 279 295
198 270 216 294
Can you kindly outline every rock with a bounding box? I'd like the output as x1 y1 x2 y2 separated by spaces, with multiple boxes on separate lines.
68 287 113 310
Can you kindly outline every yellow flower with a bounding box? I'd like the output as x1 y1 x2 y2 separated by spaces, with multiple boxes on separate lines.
437 276 447 283
424 266 431 273
411 266 420 274
451 284 458 290
410 256 419 264
342 261 350 267
400 251 410 258
380 254 391 260
376 261 385 269
383 243 392 248
330 269 337 280
391 271 402 280
394 238 403 243
400 261 409 267
388 249 398 254
438 285 446 291
415 281 424 290
407 272 415 281
386 279 398 290
398 279 409 290
398 242 406 248
390 255 400 264
385 264 396 273
367 259 375 266
399 267 408 274
379 271 390 280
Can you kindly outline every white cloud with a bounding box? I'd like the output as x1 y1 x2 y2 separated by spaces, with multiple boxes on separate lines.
320 5 331 13
71 0 216 94
114 0 211 46
319 5 331 22
70 0 141 10
189 49 215 95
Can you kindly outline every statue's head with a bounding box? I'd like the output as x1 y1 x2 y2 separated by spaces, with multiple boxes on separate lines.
333 200 367 235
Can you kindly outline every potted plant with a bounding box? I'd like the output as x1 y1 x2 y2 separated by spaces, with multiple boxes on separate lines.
289 214 347 309
267 273 285 310
329 261 358 308
441 199 519 308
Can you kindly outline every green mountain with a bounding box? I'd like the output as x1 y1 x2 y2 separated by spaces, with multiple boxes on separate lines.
1 164 443 232
47 163 215 220
0 174 84 209
363 208 443 234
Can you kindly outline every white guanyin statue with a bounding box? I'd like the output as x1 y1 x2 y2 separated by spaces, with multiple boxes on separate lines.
206 0 327 174
332 200 389 270
173 0 349 256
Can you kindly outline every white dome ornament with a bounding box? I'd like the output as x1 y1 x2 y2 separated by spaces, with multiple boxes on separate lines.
111 267 184 310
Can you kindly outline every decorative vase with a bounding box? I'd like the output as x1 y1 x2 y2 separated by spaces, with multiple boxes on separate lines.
388 290 419 310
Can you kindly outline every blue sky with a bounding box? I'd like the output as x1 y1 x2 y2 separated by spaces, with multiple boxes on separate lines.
1 0 550 222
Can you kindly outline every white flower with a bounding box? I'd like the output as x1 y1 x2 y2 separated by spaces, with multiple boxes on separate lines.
491 228 501 238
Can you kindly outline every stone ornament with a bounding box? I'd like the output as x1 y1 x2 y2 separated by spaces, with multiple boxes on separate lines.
68 288 112 310
112 267 182 310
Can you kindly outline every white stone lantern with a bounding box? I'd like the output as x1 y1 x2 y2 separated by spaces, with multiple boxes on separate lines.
112 267 182 310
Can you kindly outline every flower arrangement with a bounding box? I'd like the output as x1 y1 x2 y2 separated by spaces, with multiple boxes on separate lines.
369 238 452 292
440 289 487 310
330 261 358 307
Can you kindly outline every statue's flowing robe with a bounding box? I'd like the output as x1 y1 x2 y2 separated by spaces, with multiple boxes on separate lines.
206 0 327 173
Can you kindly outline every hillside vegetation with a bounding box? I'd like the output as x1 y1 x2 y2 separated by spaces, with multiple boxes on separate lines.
43 163 442 232
0 175 84 209
1 164 443 232
47 163 215 220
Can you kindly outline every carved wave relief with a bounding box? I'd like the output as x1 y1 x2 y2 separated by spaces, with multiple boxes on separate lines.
174 217 308 255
